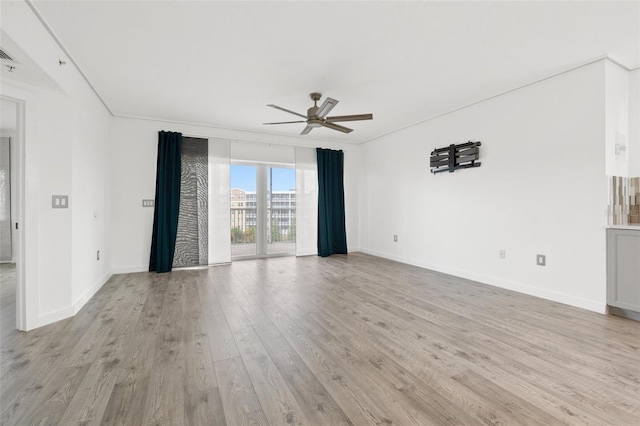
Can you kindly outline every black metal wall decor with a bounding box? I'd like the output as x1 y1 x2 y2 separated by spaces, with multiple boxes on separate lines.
430 141 481 174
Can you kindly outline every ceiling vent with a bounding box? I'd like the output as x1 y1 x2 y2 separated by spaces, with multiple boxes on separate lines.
0 48 15 62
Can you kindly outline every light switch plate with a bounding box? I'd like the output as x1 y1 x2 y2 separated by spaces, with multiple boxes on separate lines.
536 254 546 266
52 195 69 209
142 199 155 207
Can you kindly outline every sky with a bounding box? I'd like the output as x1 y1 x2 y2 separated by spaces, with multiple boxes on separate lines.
230 165 295 192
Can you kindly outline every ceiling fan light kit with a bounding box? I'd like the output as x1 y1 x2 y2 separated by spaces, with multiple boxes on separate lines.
264 92 373 135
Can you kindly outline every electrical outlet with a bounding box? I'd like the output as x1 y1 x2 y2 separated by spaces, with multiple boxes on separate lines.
394 235 398 242
536 254 546 266
97 250 100 261
499 249 506 259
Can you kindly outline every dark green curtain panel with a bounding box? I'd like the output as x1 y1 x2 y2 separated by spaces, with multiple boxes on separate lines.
316 148 348 257
149 131 182 273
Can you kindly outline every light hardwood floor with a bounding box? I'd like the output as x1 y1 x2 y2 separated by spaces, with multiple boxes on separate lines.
0 264 16 340
1 253 639 425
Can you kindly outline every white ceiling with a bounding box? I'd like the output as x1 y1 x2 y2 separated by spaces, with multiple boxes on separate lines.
31 1 640 144
1 29 60 93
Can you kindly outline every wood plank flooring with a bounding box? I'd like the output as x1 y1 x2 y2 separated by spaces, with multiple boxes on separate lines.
0 263 16 339
1 253 639 425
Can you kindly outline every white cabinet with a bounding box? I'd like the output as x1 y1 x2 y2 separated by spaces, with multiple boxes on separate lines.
607 228 640 320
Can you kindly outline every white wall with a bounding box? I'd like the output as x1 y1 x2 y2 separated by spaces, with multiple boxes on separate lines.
70 90 111 310
1 1 112 329
360 61 608 313
109 117 360 273
628 69 640 177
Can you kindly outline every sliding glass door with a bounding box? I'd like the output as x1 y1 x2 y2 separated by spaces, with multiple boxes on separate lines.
230 164 257 258
230 163 295 259
267 167 295 255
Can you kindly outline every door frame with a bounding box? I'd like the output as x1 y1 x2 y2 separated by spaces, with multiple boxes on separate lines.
230 161 296 260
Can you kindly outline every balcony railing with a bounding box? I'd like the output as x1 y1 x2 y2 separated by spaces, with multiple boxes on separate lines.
230 207 296 244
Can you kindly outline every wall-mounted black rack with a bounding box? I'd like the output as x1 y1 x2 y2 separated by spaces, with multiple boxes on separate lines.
430 141 481 174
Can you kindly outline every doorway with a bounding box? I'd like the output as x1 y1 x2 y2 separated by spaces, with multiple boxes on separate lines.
0 98 18 334
230 163 295 259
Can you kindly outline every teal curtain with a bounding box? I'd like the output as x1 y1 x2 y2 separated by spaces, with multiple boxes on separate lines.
149 131 182 272
316 148 347 257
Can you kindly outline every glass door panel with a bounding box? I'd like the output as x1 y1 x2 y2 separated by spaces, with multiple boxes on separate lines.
230 164 257 258
267 167 296 255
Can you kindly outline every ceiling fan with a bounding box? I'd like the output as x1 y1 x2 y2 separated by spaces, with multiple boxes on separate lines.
264 92 373 135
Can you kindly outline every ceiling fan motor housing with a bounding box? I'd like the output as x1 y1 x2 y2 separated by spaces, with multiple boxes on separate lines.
308 92 322 119
307 106 319 119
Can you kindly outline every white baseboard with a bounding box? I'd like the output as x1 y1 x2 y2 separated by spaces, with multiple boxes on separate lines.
34 271 114 330
73 271 113 315
359 248 606 314
111 265 148 274
36 306 75 329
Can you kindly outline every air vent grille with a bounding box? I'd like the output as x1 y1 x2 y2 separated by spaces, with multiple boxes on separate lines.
0 49 15 62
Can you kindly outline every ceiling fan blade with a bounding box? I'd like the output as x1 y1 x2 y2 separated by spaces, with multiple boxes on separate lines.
300 124 314 135
321 121 353 134
263 120 307 125
315 97 339 118
325 113 373 122
267 104 307 119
